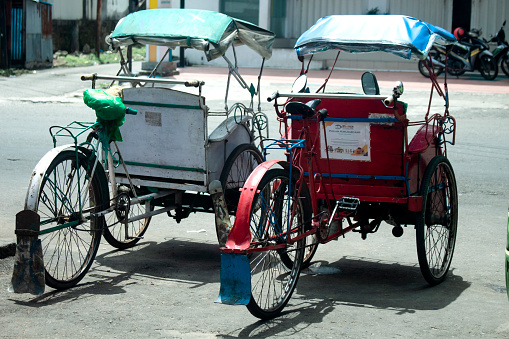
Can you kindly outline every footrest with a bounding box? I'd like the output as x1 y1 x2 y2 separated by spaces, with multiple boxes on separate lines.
336 197 360 211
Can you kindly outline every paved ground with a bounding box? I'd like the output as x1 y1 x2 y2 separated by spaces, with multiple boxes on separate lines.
0 63 508 337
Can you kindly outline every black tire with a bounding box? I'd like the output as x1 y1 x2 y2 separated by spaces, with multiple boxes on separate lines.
246 169 309 319
479 55 498 80
301 233 319 269
418 49 444 78
217 144 263 243
416 156 458 285
500 54 509 77
32 150 107 289
102 186 152 250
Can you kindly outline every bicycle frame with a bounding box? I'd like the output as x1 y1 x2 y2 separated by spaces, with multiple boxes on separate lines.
43 120 178 236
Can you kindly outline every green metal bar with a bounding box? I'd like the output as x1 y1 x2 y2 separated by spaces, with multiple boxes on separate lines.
39 220 80 235
123 101 201 110
124 161 206 173
43 174 74 219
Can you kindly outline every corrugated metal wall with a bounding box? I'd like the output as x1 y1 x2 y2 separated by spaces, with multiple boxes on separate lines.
280 0 454 39
25 1 53 67
284 0 367 38
389 0 453 30
471 0 509 40
10 7 23 61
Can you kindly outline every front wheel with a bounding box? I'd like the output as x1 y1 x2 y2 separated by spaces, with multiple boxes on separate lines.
479 55 498 80
246 169 309 319
28 150 107 289
416 156 458 285
500 54 509 77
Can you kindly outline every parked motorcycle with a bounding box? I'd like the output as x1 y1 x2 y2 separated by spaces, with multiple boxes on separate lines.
418 28 498 80
489 20 509 77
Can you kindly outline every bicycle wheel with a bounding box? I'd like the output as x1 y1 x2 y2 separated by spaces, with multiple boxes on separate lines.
416 156 458 285
217 144 263 243
500 54 509 77
479 55 498 80
102 186 152 250
30 150 107 289
220 144 263 214
246 169 309 319
418 49 444 78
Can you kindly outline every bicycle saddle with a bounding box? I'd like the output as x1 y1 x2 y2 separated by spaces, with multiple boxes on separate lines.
285 99 321 118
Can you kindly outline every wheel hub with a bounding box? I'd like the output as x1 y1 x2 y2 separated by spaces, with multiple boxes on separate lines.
115 192 131 222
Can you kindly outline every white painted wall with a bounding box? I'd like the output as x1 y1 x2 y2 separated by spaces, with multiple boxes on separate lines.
52 0 129 20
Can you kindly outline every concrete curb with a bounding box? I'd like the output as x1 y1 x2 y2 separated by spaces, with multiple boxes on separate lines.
0 241 16 259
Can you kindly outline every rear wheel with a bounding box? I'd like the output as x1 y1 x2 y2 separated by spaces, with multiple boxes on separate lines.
246 169 309 319
102 186 152 250
217 144 263 244
479 55 498 80
30 151 107 289
416 156 458 285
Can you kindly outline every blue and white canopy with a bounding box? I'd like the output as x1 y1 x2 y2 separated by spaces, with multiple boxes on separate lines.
295 15 456 60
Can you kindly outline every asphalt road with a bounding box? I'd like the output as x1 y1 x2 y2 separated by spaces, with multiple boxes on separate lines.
0 62 508 338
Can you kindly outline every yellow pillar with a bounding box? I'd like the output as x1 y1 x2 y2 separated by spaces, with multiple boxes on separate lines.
147 0 173 62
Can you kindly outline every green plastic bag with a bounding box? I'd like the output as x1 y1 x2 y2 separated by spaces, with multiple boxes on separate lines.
83 89 126 141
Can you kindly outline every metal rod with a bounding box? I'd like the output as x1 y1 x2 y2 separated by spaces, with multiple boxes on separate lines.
127 205 176 223
81 74 203 86
148 48 171 79
276 92 388 100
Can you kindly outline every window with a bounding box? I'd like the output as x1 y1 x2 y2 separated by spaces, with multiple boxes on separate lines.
271 0 286 37
220 0 259 25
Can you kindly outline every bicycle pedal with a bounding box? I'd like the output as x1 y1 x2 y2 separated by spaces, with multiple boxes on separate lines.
336 197 360 211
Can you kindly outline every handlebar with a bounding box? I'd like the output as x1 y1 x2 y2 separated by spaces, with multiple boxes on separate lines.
184 80 202 88
81 74 96 81
384 95 395 106
267 91 279 102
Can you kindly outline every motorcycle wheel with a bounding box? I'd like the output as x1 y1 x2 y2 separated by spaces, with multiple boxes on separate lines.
446 60 466 76
501 54 509 77
418 49 444 78
479 55 498 80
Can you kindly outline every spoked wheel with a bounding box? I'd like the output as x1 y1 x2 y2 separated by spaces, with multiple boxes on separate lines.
501 54 509 77
418 48 444 78
217 144 263 243
102 186 152 250
246 169 310 319
28 150 108 289
479 55 498 80
416 156 458 285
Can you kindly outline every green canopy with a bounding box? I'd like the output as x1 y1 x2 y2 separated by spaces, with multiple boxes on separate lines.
107 9 275 61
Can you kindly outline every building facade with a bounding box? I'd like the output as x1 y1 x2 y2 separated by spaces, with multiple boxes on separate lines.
0 0 53 69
